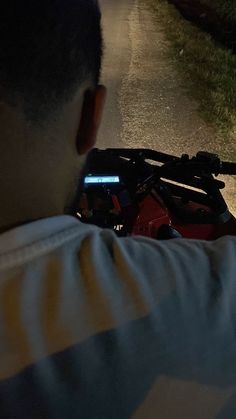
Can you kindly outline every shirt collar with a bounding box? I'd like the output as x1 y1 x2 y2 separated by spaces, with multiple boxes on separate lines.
0 215 80 255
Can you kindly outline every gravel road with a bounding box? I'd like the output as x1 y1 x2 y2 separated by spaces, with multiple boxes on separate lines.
98 0 236 214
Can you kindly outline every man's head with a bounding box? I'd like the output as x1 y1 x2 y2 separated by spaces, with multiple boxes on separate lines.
0 0 106 232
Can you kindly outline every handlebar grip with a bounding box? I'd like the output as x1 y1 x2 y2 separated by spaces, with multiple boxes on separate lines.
219 162 236 175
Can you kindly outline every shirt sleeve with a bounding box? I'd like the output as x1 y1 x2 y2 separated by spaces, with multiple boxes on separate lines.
106 232 236 387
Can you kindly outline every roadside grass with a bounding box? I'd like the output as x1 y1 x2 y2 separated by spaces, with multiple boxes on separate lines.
146 0 236 140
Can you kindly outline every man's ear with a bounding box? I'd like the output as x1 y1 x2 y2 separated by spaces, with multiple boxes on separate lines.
76 85 107 155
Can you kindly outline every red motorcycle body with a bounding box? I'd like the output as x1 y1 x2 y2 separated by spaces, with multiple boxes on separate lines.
131 194 236 240
79 148 236 241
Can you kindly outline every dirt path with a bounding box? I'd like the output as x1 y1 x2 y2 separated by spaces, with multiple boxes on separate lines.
99 0 236 214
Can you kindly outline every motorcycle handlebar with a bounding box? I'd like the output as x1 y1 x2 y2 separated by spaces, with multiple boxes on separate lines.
103 148 236 176
219 162 236 175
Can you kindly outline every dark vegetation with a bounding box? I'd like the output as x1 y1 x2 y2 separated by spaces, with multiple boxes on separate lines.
168 0 236 51
148 0 236 140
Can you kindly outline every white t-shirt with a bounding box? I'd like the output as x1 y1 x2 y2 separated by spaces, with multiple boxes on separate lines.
0 215 236 419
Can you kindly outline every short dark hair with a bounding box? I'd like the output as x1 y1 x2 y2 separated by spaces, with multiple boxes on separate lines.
0 0 102 123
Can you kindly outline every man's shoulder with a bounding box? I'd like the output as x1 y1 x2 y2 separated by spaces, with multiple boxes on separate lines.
1 214 236 285
0 215 236 389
